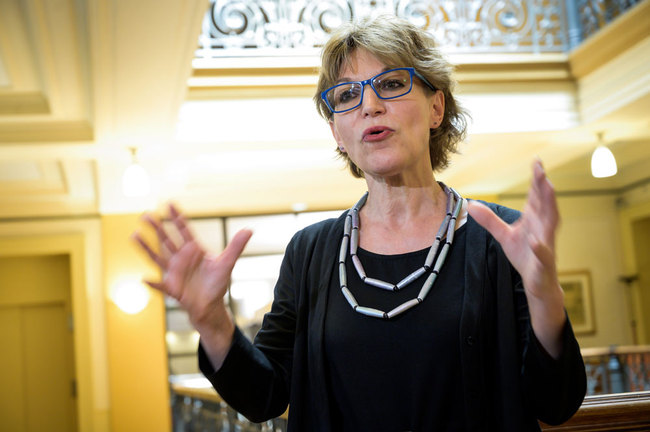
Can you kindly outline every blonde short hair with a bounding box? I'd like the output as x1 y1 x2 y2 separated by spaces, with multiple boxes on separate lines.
314 15 468 177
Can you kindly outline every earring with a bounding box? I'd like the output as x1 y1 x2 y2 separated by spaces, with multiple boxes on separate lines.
338 146 345 151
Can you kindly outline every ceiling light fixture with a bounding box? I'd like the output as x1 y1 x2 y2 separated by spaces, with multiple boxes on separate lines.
122 147 151 197
590 132 617 178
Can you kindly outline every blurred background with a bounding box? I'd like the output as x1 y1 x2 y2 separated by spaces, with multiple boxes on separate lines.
0 0 649 430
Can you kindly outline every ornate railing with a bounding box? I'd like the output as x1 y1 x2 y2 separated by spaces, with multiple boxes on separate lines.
196 0 643 58
170 381 288 432
577 0 644 42
582 345 650 396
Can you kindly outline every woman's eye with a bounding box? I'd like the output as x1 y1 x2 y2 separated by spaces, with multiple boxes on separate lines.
338 87 360 103
380 79 405 90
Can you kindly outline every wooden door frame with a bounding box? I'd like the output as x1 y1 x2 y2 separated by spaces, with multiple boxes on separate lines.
0 219 109 432
619 201 650 346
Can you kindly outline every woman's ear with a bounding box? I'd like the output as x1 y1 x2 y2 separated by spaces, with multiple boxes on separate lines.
429 90 445 128
329 120 346 153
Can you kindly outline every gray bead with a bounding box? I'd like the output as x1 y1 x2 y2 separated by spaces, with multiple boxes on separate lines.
344 213 352 235
341 286 358 308
396 267 426 290
387 298 420 318
351 254 366 279
364 277 395 291
433 243 450 273
418 272 437 299
350 227 359 252
351 208 359 228
339 262 347 286
355 306 386 319
339 236 349 263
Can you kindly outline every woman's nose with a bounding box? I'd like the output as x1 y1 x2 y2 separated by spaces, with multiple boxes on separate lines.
361 86 386 117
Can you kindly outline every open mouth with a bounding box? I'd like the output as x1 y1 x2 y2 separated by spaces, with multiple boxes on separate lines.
363 127 393 141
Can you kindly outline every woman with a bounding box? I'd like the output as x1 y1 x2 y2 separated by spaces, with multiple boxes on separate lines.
134 15 586 431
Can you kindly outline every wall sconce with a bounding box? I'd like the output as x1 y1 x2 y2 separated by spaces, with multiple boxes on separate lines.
111 279 150 314
591 132 617 178
122 147 151 197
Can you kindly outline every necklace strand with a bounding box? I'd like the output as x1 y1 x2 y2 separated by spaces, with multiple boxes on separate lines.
338 185 463 319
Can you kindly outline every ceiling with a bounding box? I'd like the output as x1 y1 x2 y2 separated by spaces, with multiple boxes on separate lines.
0 0 649 219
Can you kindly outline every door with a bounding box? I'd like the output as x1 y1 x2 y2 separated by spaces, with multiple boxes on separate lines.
0 254 77 432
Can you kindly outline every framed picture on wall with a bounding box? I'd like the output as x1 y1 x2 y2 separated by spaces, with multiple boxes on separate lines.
559 270 595 334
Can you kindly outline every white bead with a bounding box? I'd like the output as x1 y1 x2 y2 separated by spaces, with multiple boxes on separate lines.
364 277 395 291
341 286 358 308
351 254 366 279
387 298 420 318
355 306 386 319
339 262 347 287
338 236 348 263
418 272 437 300
396 267 426 290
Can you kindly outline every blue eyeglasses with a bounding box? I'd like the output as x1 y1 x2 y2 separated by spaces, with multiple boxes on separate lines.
321 67 437 114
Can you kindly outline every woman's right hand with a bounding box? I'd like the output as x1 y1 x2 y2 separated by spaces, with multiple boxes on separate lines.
132 203 252 367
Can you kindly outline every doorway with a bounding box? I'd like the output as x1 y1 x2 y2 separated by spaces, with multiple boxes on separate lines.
632 216 650 344
0 254 78 432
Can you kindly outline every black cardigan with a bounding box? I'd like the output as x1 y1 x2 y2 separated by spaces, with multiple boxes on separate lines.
199 202 586 431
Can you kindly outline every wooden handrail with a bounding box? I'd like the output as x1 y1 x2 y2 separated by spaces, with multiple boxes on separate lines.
541 391 650 431
172 383 650 430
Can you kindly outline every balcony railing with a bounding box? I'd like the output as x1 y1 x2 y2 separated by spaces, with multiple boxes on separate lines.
582 345 650 395
196 0 643 58
170 345 650 431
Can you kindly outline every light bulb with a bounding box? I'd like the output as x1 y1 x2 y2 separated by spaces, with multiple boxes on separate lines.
590 145 617 178
122 162 151 197
111 280 150 314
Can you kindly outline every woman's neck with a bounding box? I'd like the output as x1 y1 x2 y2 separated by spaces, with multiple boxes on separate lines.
358 177 448 254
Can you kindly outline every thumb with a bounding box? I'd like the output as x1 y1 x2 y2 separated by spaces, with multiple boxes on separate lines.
467 200 510 244
219 228 253 271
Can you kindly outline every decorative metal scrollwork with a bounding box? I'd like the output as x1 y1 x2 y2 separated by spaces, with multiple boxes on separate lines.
196 0 641 57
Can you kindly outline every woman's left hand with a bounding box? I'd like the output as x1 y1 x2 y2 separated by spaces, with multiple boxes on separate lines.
468 159 566 358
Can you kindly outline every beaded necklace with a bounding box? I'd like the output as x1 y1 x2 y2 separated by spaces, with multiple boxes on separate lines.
337 185 463 319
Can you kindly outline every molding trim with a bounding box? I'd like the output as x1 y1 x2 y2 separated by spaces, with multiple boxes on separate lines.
0 219 109 432
0 120 93 143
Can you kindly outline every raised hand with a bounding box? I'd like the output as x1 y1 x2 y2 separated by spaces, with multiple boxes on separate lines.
132 203 252 368
467 159 566 358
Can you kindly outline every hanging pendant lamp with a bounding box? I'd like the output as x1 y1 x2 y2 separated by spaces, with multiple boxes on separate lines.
591 132 617 178
122 147 151 197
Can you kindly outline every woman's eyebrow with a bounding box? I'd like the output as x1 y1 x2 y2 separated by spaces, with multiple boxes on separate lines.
335 67 392 84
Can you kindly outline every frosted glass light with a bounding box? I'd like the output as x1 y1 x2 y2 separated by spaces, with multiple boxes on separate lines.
590 146 617 178
122 162 151 197
112 280 150 314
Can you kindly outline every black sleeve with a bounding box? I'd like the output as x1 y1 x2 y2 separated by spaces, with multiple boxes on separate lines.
492 203 586 425
522 311 587 425
198 235 299 423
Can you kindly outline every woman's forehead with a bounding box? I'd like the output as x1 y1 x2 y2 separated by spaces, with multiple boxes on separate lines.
336 49 393 80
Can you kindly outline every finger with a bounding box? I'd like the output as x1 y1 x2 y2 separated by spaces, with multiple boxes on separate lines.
169 203 196 243
467 201 511 245
142 213 179 254
527 160 559 232
529 233 556 272
535 160 560 230
219 229 254 272
131 232 168 270
144 279 166 293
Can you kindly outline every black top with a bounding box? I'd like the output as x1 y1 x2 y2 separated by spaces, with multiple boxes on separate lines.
199 203 587 431
325 227 467 431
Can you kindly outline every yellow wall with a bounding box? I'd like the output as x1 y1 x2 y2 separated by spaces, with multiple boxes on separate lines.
499 194 634 348
102 214 171 432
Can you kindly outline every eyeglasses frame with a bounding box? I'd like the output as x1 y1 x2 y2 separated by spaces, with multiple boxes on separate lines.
321 67 438 114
